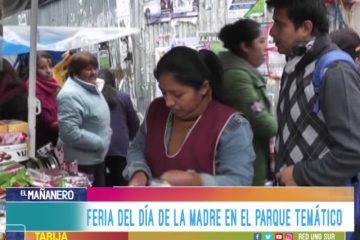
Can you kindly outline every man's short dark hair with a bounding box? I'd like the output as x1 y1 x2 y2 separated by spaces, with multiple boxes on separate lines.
267 0 329 36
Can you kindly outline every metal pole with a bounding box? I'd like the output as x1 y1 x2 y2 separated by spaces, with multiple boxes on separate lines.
28 0 38 158
0 0 3 69
130 0 143 113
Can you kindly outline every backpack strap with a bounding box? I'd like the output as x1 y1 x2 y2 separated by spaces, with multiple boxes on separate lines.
312 50 356 113
312 51 358 240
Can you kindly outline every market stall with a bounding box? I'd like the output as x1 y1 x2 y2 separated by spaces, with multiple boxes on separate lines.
1 0 140 193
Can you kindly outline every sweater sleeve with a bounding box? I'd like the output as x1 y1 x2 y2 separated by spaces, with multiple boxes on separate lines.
293 62 360 186
199 113 255 186
223 69 278 140
122 121 152 180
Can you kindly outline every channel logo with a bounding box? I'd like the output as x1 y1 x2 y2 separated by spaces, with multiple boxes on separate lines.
285 233 293 240
275 233 283 240
264 233 273 240
254 233 262 240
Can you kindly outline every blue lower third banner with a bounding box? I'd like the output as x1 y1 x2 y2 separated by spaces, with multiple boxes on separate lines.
5 187 355 240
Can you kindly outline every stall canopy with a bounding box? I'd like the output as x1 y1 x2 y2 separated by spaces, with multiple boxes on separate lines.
1 26 140 56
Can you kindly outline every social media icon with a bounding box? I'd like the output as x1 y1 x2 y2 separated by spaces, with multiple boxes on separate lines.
254 233 262 240
264 233 273 240
275 233 283 240
285 233 293 240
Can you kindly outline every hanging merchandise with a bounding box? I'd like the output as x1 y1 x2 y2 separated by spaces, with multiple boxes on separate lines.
99 49 111 69
98 42 111 69
53 51 73 87
144 0 199 25
264 23 286 81
170 17 200 50
227 0 257 22
199 34 224 54
325 0 360 30
144 0 171 25
171 0 199 19
338 0 351 27
329 0 357 28
115 0 132 28
244 0 265 18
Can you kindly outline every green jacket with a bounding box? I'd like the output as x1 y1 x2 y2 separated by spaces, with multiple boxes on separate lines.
218 51 278 185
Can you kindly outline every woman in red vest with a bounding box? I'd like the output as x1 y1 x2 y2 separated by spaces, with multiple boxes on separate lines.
123 46 255 186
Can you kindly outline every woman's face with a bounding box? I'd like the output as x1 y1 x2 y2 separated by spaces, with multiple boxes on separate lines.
77 65 98 84
37 57 53 80
243 33 266 67
158 73 209 120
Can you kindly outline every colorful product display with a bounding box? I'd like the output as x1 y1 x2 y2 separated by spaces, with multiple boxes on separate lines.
0 120 29 163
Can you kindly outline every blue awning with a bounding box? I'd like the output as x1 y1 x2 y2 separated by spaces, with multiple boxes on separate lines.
1 26 140 56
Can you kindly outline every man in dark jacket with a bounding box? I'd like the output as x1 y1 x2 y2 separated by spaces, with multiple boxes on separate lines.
268 3 360 237
98 69 140 186
267 0 360 186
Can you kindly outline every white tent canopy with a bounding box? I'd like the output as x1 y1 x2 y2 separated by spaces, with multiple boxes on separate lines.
2 26 139 55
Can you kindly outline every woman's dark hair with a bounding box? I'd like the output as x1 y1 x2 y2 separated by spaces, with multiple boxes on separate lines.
15 53 30 81
68 51 98 78
266 0 329 36
98 68 118 110
154 46 224 103
1 58 22 84
16 51 54 81
198 49 225 102
37 51 53 66
219 19 261 56
330 28 360 60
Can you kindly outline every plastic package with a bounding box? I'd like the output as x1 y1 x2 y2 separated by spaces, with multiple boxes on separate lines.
0 120 29 162
148 179 171 186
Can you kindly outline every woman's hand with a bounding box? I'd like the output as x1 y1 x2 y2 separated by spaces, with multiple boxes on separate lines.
160 170 202 186
128 171 148 186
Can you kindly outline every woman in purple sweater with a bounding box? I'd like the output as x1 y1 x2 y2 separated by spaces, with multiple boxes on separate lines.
99 69 140 186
